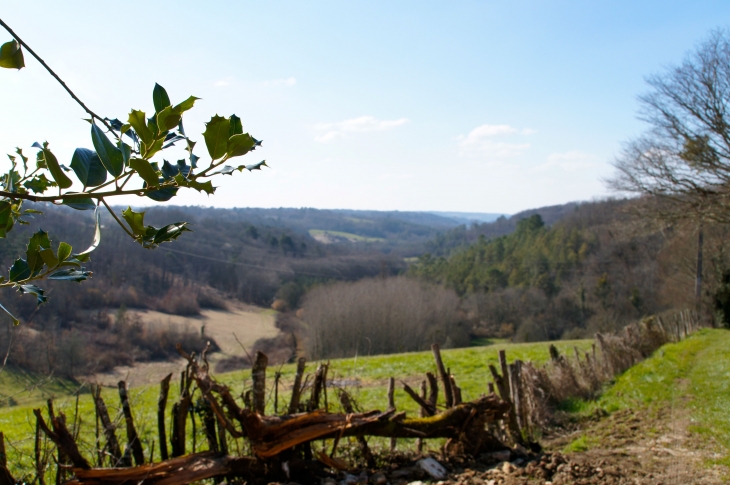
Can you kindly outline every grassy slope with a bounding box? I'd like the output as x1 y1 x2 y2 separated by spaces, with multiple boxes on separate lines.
0 339 591 478
563 328 730 464
308 229 385 243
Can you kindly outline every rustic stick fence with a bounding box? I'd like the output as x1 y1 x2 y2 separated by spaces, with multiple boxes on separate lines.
0 309 705 484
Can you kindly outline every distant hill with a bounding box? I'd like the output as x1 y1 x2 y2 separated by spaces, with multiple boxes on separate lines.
425 202 590 255
428 211 508 225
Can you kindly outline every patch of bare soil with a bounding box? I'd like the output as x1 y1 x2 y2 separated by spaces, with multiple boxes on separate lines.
297 407 727 485
84 302 279 387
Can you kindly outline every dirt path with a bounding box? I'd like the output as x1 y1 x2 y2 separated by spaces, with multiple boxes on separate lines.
84 303 280 388
537 407 728 484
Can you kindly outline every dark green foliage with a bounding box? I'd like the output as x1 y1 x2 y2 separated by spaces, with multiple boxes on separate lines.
412 215 595 297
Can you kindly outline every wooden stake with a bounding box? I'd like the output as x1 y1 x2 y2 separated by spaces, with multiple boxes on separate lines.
157 373 172 461
388 377 396 451
338 391 375 468
252 351 268 415
426 372 438 407
0 431 16 485
432 344 454 407
289 357 306 414
417 380 427 453
92 386 123 466
118 381 145 466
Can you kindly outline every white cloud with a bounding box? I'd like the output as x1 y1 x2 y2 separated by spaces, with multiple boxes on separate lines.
214 76 233 87
457 124 532 157
314 116 409 142
533 150 598 172
266 77 297 87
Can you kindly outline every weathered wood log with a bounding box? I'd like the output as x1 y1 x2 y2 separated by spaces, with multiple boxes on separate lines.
118 381 145 466
157 373 172 460
33 407 90 470
243 394 510 458
69 452 262 485
432 344 454 407
289 357 306 414
252 351 268 414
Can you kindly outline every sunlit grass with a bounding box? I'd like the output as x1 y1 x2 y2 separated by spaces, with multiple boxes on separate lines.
561 328 730 463
0 338 592 479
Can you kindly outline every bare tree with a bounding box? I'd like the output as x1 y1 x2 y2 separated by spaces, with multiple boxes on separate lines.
609 29 730 223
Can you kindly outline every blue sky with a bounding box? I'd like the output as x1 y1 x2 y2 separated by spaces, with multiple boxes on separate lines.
1 1 729 214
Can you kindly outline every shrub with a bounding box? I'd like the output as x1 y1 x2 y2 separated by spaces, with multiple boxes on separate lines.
301 276 468 359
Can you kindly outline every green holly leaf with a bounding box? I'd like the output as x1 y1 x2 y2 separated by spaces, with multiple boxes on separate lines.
150 222 191 247
157 106 182 133
119 142 132 167
9 258 30 282
41 148 73 189
73 208 101 263
0 40 24 69
143 137 164 159
153 83 171 113
22 174 56 194
0 201 13 238
48 268 91 282
246 160 269 171
130 158 160 187
57 242 72 262
174 174 215 194
26 230 52 275
121 207 147 236
145 183 178 202
174 96 200 113
128 109 154 146
227 133 256 158
62 196 96 211
16 284 47 305
229 114 243 136
91 124 124 176
203 115 231 161
70 148 107 187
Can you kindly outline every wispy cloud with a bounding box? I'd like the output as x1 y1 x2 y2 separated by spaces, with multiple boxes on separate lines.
457 124 533 157
314 116 409 142
533 150 598 172
266 77 297 87
214 76 233 87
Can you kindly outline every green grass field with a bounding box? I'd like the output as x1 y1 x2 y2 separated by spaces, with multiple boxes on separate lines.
308 229 385 243
561 328 730 465
0 338 591 478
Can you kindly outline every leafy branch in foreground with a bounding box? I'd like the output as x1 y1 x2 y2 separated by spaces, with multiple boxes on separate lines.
0 22 269 324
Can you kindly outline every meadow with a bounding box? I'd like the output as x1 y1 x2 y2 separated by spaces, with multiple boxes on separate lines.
0 338 592 478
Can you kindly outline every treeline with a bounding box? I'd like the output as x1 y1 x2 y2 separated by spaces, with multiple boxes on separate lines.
252 198 712 362
409 198 705 341
0 204 407 377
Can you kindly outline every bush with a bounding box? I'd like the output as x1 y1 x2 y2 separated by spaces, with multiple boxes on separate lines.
301 276 468 359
